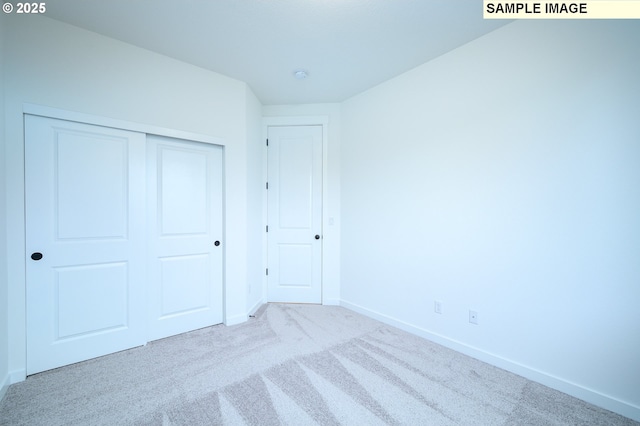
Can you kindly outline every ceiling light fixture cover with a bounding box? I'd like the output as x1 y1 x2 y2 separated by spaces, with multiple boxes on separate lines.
294 70 308 79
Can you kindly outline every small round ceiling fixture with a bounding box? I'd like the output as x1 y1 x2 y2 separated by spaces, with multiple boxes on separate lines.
294 70 308 80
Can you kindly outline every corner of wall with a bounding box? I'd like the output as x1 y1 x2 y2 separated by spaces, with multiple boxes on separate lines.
243 84 265 314
0 8 11 405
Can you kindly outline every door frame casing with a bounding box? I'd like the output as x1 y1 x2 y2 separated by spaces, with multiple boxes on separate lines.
262 116 330 305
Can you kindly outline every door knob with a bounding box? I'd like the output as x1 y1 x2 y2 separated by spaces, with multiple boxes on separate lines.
31 252 43 261
315 235 320 240
214 241 220 246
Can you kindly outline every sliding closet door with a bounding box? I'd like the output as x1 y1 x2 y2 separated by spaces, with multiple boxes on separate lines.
25 115 147 374
147 135 224 341
25 115 225 374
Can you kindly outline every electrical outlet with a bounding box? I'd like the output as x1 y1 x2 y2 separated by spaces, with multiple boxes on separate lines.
469 310 479 325
434 301 442 314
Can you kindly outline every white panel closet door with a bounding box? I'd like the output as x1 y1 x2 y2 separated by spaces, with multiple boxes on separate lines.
25 115 147 375
147 136 224 341
267 125 323 303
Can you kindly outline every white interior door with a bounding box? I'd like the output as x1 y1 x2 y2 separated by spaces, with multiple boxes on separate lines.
267 125 323 303
147 136 224 341
25 115 147 375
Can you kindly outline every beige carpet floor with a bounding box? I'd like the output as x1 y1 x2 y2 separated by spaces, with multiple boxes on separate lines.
0 303 636 425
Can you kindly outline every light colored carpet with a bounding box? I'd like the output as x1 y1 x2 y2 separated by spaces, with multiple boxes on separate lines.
0 303 636 425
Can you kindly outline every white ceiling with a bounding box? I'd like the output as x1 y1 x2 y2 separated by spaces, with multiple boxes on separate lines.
44 0 509 105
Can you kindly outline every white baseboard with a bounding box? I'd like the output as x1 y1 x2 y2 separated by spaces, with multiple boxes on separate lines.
225 299 266 326
322 298 341 306
248 299 265 316
0 369 26 404
10 369 27 384
340 299 640 423
0 373 9 404
224 313 247 327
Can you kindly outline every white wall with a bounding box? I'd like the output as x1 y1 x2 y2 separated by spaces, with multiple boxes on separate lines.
263 104 342 304
0 11 10 401
3 15 261 380
340 21 640 420
3 11 638 422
